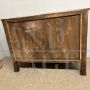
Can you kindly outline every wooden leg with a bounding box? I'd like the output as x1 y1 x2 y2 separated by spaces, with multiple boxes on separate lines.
80 61 86 76
14 62 20 72
0 61 2 70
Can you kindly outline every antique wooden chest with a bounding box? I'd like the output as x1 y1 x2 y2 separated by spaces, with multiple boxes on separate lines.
2 8 89 75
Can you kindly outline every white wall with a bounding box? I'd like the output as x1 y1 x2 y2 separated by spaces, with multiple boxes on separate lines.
0 0 90 59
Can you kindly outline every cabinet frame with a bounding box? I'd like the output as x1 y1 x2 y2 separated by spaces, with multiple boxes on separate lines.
2 8 89 75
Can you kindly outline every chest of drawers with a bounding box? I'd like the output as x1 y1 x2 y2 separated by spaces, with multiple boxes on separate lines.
2 8 89 75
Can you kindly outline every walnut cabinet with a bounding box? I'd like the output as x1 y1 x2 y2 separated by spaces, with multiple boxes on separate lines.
2 8 89 75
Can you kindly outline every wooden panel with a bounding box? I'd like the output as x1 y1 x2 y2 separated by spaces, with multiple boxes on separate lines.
3 8 90 23
7 14 80 61
1 9 89 74
80 11 88 75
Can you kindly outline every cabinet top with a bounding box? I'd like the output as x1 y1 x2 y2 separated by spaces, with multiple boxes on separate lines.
1 8 90 23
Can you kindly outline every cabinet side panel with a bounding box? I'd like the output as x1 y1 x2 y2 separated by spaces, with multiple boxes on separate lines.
80 11 88 75
1 20 16 62
81 11 88 60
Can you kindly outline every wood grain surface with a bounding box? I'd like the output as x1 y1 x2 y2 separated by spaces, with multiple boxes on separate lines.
1 9 89 74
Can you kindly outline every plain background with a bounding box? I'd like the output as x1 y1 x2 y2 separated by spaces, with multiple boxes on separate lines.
0 0 90 59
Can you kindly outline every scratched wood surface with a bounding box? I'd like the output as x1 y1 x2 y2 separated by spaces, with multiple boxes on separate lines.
6 14 80 61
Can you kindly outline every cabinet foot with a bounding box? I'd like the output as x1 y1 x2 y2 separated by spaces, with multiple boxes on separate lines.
80 61 86 76
14 62 20 72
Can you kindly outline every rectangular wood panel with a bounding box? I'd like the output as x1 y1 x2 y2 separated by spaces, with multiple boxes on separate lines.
7 15 80 61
